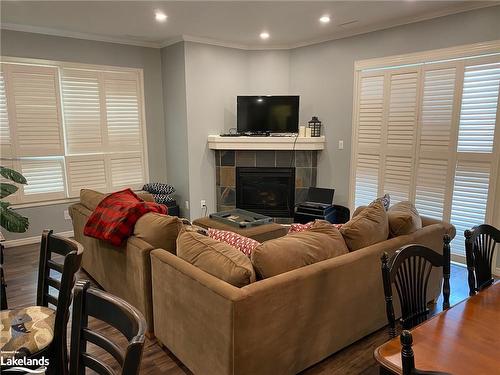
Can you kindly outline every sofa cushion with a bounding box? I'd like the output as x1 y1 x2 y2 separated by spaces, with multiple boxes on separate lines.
133 213 183 254
207 229 260 258
388 201 422 237
352 194 390 219
177 231 256 287
80 189 106 211
251 221 348 279
340 200 389 251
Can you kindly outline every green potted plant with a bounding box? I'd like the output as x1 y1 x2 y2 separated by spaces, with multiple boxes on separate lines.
0 165 29 233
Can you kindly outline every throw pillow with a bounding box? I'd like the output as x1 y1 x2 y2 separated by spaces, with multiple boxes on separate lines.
288 222 314 233
251 223 348 279
288 221 343 234
388 201 422 237
208 228 260 258
340 200 389 251
177 231 256 287
134 213 183 254
352 194 390 219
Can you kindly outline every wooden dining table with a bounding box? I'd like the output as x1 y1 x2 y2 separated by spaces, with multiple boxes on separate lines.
374 282 500 375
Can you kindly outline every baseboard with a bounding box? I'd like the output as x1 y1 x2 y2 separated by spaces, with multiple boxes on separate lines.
2 230 74 248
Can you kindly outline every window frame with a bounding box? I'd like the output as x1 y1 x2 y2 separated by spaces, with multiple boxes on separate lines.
350 40 500 264
0 56 150 208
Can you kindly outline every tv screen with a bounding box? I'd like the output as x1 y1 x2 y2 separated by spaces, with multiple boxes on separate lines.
237 96 299 133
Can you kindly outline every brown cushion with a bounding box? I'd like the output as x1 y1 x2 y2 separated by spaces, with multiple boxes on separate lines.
251 221 348 279
388 201 422 237
177 231 256 287
80 189 154 211
352 205 367 218
80 189 106 211
134 213 183 254
340 200 388 251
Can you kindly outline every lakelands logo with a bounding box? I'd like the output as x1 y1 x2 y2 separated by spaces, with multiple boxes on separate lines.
0 352 49 373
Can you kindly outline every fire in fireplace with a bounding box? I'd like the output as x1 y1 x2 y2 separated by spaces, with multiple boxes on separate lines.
236 167 295 217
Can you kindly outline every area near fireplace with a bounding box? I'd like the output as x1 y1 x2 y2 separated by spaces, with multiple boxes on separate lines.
214 149 319 217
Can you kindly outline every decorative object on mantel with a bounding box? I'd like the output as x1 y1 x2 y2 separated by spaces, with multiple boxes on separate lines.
308 116 322 137
299 125 306 137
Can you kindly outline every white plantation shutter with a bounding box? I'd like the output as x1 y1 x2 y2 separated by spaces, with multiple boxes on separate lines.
5 64 64 157
458 61 500 153
357 75 384 147
66 155 108 197
110 153 145 190
0 59 148 205
0 70 12 158
414 159 448 220
20 158 66 202
383 155 412 204
419 67 456 152
450 161 491 255
61 69 104 154
104 72 143 151
354 153 379 207
352 52 500 261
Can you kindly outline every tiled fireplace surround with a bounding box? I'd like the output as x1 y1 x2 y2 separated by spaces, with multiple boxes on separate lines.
215 150 318 214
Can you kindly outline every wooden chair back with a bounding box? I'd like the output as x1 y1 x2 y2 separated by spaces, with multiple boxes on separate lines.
70 280 147 375
36 229 83 373
400 330 451 375
465 224 499 295
381 235 451 338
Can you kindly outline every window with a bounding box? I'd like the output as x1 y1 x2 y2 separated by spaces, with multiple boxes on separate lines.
351 44 500 261
0 58 148 205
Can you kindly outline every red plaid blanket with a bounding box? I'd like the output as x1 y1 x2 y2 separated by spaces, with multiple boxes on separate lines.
84 188 168 246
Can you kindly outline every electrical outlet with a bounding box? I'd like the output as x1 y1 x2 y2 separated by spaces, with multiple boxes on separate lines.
185 201 190 210
64 209 71 220
338 140 344 150
201 200 207 208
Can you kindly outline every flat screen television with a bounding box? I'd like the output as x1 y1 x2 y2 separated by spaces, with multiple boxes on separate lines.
237 96 299 133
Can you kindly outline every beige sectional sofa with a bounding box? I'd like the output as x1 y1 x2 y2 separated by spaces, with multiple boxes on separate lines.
150 216 455 375
69 189 183 334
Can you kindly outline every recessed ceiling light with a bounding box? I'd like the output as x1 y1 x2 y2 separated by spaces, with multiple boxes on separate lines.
260 32 270 40
319 15 331 24
155 11 167 22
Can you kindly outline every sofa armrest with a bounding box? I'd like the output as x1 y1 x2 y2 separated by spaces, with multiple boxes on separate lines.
421 216 456 239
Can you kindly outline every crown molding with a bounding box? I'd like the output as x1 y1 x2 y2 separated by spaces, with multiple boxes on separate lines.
2 2 499 52
1 23 163 49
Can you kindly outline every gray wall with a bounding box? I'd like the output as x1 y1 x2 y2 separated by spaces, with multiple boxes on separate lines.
1 30 166 240
182 42 291 219
290 5 500 207
161 43 190 217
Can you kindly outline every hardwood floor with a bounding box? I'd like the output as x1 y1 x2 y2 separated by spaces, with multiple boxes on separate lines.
2 243 470 375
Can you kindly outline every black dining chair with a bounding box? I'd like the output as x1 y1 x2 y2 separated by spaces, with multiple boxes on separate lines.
0 230 83 375
381 235 451 338
69 280 147 375
464 224 499 296
400 330 451 375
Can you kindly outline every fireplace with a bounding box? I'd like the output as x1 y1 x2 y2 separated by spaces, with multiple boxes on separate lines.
236 167 295 217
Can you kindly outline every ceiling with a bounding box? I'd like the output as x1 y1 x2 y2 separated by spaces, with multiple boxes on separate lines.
1 1 497 49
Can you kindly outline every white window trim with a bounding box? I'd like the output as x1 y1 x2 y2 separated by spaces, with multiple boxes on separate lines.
1 56 150 207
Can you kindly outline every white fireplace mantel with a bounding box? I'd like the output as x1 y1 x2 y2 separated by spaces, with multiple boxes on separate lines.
207 135 326 150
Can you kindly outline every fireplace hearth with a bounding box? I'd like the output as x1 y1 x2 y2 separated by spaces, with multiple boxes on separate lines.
236 167 295 217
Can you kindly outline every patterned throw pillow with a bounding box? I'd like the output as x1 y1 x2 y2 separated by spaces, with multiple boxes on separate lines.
380 193 391 211
289 221 342 234
288 222 314 233
142 182 176 195
207 229 260 258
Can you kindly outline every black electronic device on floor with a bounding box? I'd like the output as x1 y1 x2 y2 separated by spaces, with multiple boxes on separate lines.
294 187 350 224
